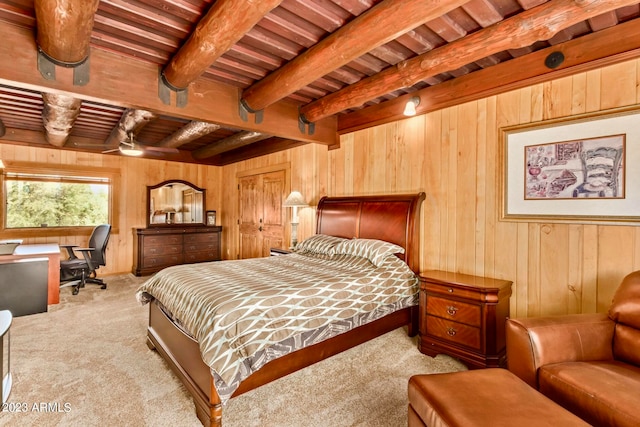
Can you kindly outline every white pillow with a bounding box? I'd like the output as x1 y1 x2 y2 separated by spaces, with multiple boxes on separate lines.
334 238 404 267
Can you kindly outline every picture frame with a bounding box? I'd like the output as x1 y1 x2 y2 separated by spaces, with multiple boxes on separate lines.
499 106 640 225
206 210 216 226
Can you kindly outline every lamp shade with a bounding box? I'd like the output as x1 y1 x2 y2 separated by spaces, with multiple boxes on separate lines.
283 191 308 207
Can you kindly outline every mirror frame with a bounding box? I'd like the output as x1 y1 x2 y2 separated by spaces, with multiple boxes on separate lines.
146 180 206 228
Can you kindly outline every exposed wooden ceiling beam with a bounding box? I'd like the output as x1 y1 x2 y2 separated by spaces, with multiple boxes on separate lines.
34 0 100 64
240 0 469 113
41 93 82 147
0 23 337 147
339 18 640 133
104 109 157 149
301 0 639 123
210 137 308 166
157 121 222 149
162 0 283 90
192 131 271 159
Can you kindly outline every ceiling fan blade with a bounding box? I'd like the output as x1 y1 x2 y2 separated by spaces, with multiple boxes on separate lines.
102 148 119 154
141 145 179 153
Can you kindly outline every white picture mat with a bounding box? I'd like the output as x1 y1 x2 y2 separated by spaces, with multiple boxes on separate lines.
502 108 640 224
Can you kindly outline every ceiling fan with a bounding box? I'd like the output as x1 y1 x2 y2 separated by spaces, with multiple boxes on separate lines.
101 132 179 157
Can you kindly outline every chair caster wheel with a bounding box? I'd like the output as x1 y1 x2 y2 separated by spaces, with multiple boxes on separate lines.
72 286 79 295
101 284 107 290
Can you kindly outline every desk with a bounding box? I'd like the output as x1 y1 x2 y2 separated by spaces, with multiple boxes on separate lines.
0 244 60 305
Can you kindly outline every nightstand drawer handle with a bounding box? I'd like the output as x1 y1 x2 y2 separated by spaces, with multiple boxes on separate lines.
446 327 457 336
446 305 458 316
447 288 453 293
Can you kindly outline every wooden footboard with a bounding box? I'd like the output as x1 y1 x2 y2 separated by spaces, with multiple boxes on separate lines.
147 300 417 427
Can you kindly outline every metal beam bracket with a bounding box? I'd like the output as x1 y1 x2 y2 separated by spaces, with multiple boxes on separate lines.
238 98 263 124
158 69 188 107
298 112 315 135
37 49 90 86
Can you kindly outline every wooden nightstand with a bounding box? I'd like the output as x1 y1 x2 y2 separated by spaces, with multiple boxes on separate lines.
418 270 512 369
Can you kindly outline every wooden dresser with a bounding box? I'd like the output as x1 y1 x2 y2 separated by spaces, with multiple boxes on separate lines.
418 270 512 369
133 226 222 276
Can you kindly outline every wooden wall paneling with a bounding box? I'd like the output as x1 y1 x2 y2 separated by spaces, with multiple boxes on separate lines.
585 68 602 113
581 225 599 313
571 73 587 115
567 224 584 314
443 107 457 272
600 61 638 109
539 224 571 316
403 117 427 193
482 96 498 279
456 102 478 272
543 76 574 120
514 223 529 318
526 223 542 317
597 227 635 312
423 111 442 270
474 99 488 277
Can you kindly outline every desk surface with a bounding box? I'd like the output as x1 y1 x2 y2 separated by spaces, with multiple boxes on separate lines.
13 243 60 256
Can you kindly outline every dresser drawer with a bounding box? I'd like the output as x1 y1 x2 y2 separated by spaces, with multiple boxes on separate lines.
143 244 182 257
184 241 219 253
426 296 481 327
184 250 219 263
143 254 184 268
184 233 219 244
143 235 182 246
426 315 481 351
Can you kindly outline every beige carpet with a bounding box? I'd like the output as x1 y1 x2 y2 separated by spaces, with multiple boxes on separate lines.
2 274 466 427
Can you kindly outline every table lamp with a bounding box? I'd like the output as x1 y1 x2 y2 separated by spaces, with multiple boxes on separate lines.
283 191 308 249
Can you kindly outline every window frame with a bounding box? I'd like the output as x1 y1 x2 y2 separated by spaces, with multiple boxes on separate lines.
0 161 120 238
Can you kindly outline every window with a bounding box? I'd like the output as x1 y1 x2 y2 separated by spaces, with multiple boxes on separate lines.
4 173 109 228
0 161 120 237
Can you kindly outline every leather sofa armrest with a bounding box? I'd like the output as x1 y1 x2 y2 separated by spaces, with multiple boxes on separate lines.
506 313 615 388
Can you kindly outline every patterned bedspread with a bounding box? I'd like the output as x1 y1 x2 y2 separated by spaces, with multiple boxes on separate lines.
136 244 418 403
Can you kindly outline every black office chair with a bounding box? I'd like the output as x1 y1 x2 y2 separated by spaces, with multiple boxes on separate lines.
60 224 111 295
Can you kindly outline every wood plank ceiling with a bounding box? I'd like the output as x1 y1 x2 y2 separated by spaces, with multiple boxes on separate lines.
0 0 639 165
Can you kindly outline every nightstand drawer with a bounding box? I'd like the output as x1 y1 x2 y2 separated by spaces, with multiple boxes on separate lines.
426 296 481 327
424 282 487 302
426 315 481 350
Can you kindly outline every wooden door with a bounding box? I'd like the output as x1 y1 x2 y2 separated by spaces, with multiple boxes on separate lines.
238 170 286 258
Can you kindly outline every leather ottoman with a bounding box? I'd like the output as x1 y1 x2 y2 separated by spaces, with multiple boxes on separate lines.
408 368 589 427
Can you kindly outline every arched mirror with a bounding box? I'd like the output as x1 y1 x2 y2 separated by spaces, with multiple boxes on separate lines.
147 180 206 227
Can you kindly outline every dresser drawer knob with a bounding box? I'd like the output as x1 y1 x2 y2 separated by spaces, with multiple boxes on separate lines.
446 305 458 316
446 327 457 336
447 288 453 293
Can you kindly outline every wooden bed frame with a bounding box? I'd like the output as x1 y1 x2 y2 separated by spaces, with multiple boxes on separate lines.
145 192 426 427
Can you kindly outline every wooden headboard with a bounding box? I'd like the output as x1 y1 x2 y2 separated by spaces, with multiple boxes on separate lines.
315 193 426 273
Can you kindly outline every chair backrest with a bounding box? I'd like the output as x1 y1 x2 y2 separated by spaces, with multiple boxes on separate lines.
88 224 111 267
608 270 640 366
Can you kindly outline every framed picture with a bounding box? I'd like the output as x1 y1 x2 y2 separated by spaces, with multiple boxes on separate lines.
206 210 216 226
499 106 640 225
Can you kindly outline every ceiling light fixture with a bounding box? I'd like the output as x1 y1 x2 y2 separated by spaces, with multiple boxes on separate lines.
403 96 421 116
119 133 144 157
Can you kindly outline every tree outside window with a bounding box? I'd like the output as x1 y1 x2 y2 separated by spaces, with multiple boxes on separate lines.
4 173 109 229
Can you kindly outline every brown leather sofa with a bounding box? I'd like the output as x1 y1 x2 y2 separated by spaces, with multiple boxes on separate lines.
506 270 640 427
